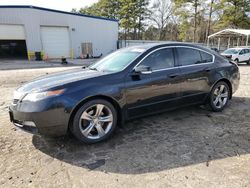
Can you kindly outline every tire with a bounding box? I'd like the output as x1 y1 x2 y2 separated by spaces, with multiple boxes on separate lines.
70 99 117 144
235 58 239 64
208 81 230 112
247 59 250 65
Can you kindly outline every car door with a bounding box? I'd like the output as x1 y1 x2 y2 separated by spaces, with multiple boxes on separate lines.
175 47 216 106
125 47 182 119
242 49 250 61
238 50 246 62
246 49 250 61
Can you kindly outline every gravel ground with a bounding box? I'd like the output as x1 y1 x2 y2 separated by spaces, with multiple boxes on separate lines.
0 65 250 188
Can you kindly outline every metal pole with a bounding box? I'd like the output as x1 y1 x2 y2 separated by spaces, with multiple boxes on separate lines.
246 35 249 46
237 38 239 47
228 37 230 49
218 37 221 51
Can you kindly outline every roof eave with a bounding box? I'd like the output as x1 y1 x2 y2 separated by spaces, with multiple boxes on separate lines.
0 5 119 23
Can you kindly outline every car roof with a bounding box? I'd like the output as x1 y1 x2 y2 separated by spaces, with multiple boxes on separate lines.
124 42 217 55
128 42 203 49
227 48 243 50
226 47 250 50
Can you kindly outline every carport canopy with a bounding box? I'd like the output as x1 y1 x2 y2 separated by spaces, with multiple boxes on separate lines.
207 29 250 49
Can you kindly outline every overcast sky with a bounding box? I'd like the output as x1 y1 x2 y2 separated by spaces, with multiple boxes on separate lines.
0 0 99 11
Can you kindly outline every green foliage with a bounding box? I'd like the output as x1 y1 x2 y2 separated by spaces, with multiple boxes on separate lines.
75 0 149 40
72 0 250 41
215 0 250 29
173 0 202 42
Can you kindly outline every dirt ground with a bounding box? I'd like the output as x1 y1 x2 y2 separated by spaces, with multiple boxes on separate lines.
0 59 95 70
0 65 250 188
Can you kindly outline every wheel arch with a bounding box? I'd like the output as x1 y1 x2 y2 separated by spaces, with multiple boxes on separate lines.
67 95 123 131
212 78 233 99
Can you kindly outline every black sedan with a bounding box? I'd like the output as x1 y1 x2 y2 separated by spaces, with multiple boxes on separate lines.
9 43 240 143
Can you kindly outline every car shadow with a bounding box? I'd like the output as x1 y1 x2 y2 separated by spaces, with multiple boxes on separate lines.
32 96 250 174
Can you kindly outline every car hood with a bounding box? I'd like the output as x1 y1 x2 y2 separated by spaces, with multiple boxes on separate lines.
221 53 231 56
17 68 106 93
221 53 238 59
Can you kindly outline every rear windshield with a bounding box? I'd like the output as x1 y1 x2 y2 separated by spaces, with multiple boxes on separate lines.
223 49 240 54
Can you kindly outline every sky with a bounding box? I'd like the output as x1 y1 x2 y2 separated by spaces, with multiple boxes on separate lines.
0 0 99 12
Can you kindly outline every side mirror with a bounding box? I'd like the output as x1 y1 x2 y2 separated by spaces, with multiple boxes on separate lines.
239 51 243 55
134 65 152 75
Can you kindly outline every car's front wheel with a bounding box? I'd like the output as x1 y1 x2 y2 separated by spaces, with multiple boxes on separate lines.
71 99 117 143
208 81 230 112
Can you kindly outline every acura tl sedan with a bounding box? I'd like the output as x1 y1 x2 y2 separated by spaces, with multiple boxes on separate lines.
9 43 240 143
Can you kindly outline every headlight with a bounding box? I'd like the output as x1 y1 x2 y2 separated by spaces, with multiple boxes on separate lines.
22 89 65 102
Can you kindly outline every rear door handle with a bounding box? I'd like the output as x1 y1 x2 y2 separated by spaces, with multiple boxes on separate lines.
169 74 178 78
204 68 211 72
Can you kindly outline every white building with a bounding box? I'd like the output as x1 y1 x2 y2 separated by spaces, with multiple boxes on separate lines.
0 5 119 60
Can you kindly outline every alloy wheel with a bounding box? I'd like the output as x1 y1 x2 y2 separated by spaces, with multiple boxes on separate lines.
79 104 113 140
212 84 229 109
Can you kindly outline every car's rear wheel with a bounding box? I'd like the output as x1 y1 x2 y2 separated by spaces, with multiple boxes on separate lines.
208 81 230 112
235 58 239 64
247 59 250 65
71 99 117 143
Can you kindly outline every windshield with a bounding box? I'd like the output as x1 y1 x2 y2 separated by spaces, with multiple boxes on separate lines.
223 49 240 54
89 48 144 72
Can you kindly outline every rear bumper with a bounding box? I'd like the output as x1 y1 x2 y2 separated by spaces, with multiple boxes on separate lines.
9 102 69 136
232 68 240 95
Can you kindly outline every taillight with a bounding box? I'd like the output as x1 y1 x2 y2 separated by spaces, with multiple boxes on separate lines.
229 60 238 67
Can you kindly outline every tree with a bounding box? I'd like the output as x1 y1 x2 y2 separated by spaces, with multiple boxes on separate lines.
77 0 120 20
133 0 150 39
72 0 250 42
174 0 202 42
205 0 214 41
118 0 138 40
74 0 149 40
216 0 250 29
150 0 173 40
143 26 160 40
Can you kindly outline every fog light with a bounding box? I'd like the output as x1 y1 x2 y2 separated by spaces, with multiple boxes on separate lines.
23 121 36 127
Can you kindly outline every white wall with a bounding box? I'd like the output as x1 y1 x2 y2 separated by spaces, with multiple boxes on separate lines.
0 7 119 58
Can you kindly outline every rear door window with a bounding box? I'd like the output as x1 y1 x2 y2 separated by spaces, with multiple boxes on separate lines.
176 47 202 66
200 51 213 63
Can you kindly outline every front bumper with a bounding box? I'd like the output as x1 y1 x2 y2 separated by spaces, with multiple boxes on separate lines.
9 99 70 136
9 111 38 134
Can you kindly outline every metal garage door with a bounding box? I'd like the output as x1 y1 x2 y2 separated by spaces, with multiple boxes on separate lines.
0 25 27 59
0 24 25 40
40 26 70 58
